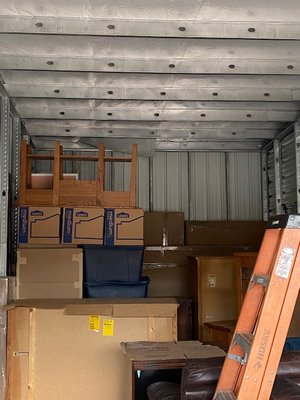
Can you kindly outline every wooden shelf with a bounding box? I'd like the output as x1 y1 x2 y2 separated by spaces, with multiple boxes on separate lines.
19 140 137 207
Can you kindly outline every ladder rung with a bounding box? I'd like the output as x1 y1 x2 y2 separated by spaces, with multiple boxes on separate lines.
228 333 254 364
215 392 237 400
252 274 270 287
234 332 254 353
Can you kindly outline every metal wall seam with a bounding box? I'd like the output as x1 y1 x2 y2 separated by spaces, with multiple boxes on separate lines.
273 139 283 215
281 132 297 214
295 120 300 213
10 117 21 273
267 147 276 216
0 93 10 276
261 151 269 221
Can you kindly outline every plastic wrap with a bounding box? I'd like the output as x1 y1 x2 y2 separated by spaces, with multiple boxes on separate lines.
0 277 8 400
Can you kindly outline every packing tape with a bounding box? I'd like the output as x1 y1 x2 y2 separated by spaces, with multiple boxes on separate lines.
18 256 27 265
72 253 82 262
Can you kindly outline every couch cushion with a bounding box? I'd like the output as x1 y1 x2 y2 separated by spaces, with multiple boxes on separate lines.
277 351 300 385
271 377 300 399
147 382 181 400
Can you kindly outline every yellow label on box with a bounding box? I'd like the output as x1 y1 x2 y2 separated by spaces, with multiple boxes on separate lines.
103 319 114 336
89 315 101 332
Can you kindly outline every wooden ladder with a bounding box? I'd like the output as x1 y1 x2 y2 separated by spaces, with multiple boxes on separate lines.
213 214 300 400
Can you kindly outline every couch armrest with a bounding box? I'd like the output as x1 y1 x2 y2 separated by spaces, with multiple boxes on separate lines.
181 357 225 400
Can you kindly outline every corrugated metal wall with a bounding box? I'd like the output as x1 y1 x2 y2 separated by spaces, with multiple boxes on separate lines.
267 148 276 216
281 134 297 214
189 152 227 220
227 153 262 220
33 150 263 221
266 132 297 217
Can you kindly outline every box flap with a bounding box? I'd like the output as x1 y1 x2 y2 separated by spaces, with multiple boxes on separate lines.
3 297 178 315
121 341 185 361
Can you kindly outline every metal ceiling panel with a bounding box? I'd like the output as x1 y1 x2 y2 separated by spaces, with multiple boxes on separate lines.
0 0 299 39
156 140 264 151
23 120 283 140
2 71 300 102
0 35 300 74
0 0 299 160
12 98 300 122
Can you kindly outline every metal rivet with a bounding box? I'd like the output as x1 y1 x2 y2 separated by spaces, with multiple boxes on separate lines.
191 132 195 135
108 130 113 134
107 91 113 95
59 111 65 115
47 61 54 65
154 113 160 117
264 92 270 97
54 89 60 94
108 62 115 67
178 27 186 31
160 92 166 96
107 25 115 30
150 131 155 135
287 65 294 70
248 27 255 32
212 92 218 96
35 22 43 27
107 113 112 116
200 113 206 117
65 129 70 132
228 64 235 69
169 64 175 68
232 132 237 135
247 113 252 117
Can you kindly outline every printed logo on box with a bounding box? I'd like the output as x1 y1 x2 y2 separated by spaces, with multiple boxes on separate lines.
104 209 115 245
75 211 89 218
116 212 130 219
31 210 44 217
63 208 74 243
19 207 29 243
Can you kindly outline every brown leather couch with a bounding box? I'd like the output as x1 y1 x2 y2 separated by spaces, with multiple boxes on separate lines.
147 351 300 400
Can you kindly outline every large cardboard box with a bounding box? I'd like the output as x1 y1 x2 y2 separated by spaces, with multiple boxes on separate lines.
185 221 266 247
18 207 61 244
144 212 184 246
104 208 144 245
16 248 83 299
5 298 178 400
62 207 105 244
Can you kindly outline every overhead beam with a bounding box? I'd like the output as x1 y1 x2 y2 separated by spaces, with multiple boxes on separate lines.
13 99 300 122
0 35 300 74
1 17 300 40
2 71 300 101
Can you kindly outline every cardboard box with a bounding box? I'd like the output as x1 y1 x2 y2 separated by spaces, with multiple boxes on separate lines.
185 221 266 246
5 298 178 400
16 248 83 299
104 208 144 245
18 206 61 244
62 207 105 244
144 212 184 246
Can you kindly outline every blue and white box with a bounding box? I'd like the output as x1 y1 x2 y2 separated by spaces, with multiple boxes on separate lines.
104 208 144 245
18 207 61 244
62 207 105 244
